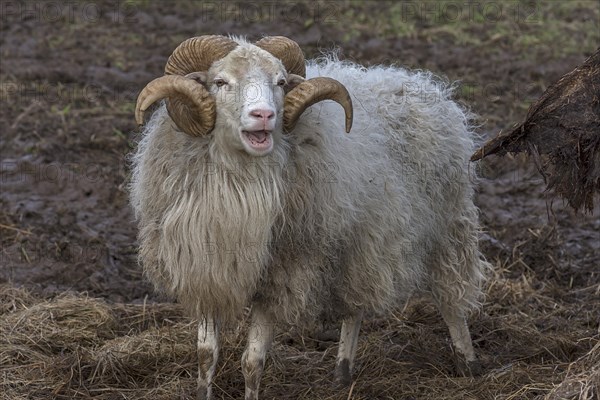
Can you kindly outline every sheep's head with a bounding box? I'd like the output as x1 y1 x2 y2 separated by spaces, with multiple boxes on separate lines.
135 35 353 156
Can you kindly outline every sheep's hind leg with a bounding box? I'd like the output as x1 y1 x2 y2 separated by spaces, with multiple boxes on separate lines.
334 311 363 386
242 307 274 400
439 307 482 377
197 318 219 400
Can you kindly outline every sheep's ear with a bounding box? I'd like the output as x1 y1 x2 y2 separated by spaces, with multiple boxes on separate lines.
185 72 209 88
285 74 305 94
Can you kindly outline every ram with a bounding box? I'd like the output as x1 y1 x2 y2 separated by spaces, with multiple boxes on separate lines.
131 35 490 400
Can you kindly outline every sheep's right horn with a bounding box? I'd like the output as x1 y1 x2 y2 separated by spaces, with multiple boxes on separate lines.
136 75 216 136
165 35 238 76
150 35 237 136
284 77 353 133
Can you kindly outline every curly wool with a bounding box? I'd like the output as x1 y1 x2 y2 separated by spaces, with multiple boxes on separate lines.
130 51 489 326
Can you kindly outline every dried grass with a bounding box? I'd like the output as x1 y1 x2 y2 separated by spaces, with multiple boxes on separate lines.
1 208 597 399
1 243 598 400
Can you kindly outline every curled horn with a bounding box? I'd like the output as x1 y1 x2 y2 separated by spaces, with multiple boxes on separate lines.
135 75 216 136
256 36 352 134
255 36 306 78
136 35 238 136
284 77 353 134
136 35 353 136
165 35 238 76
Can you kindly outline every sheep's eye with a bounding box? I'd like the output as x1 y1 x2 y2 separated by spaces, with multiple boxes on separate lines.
277 79 286 87
214 79 227 87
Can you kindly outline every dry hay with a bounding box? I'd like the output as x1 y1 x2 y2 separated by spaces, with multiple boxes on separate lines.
1 237 598 400
472 49 600 213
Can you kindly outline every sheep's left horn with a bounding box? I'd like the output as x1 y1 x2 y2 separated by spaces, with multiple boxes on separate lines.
255 36 306 78
136 75 216 136
284 77 353 133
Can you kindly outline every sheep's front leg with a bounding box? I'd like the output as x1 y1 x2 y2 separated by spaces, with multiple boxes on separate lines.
440 309 482 377
197 318 219 400
242 307 273 400
334 311 363 386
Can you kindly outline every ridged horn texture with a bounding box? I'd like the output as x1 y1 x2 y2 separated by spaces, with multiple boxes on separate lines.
135 75 216 136
164 35 238 136
284 77 354 133
135 35 238 136
136 35 353 136
255 36 306 78
165 35 238 76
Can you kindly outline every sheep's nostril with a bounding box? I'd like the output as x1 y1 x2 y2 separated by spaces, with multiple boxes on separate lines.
249 109 275 122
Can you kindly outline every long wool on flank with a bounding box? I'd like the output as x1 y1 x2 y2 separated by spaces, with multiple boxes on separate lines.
129 53 489 326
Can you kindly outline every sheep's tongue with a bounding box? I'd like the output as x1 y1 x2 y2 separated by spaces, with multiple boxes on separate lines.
248 130 268 142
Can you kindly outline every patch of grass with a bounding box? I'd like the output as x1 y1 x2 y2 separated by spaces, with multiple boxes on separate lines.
333 1 599 58
123 0 151 7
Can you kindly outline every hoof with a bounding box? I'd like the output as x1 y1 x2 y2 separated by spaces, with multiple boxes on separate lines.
334 359 352 387
196 385 211 400
244 388 259 400
455 356 482 377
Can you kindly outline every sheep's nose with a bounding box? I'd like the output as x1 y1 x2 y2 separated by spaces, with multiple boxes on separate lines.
249 109 275 123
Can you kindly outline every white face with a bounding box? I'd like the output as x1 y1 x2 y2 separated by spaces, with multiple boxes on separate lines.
207 47 288 157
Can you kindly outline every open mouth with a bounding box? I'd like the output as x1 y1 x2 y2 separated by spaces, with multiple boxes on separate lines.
241 129 273 153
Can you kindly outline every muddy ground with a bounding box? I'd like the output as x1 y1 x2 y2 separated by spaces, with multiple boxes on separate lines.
1 1 599 399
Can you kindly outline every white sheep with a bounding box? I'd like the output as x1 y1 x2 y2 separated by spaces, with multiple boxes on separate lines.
130 35 490 400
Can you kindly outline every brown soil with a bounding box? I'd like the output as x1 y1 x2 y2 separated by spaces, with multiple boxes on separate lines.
1 1 598 399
